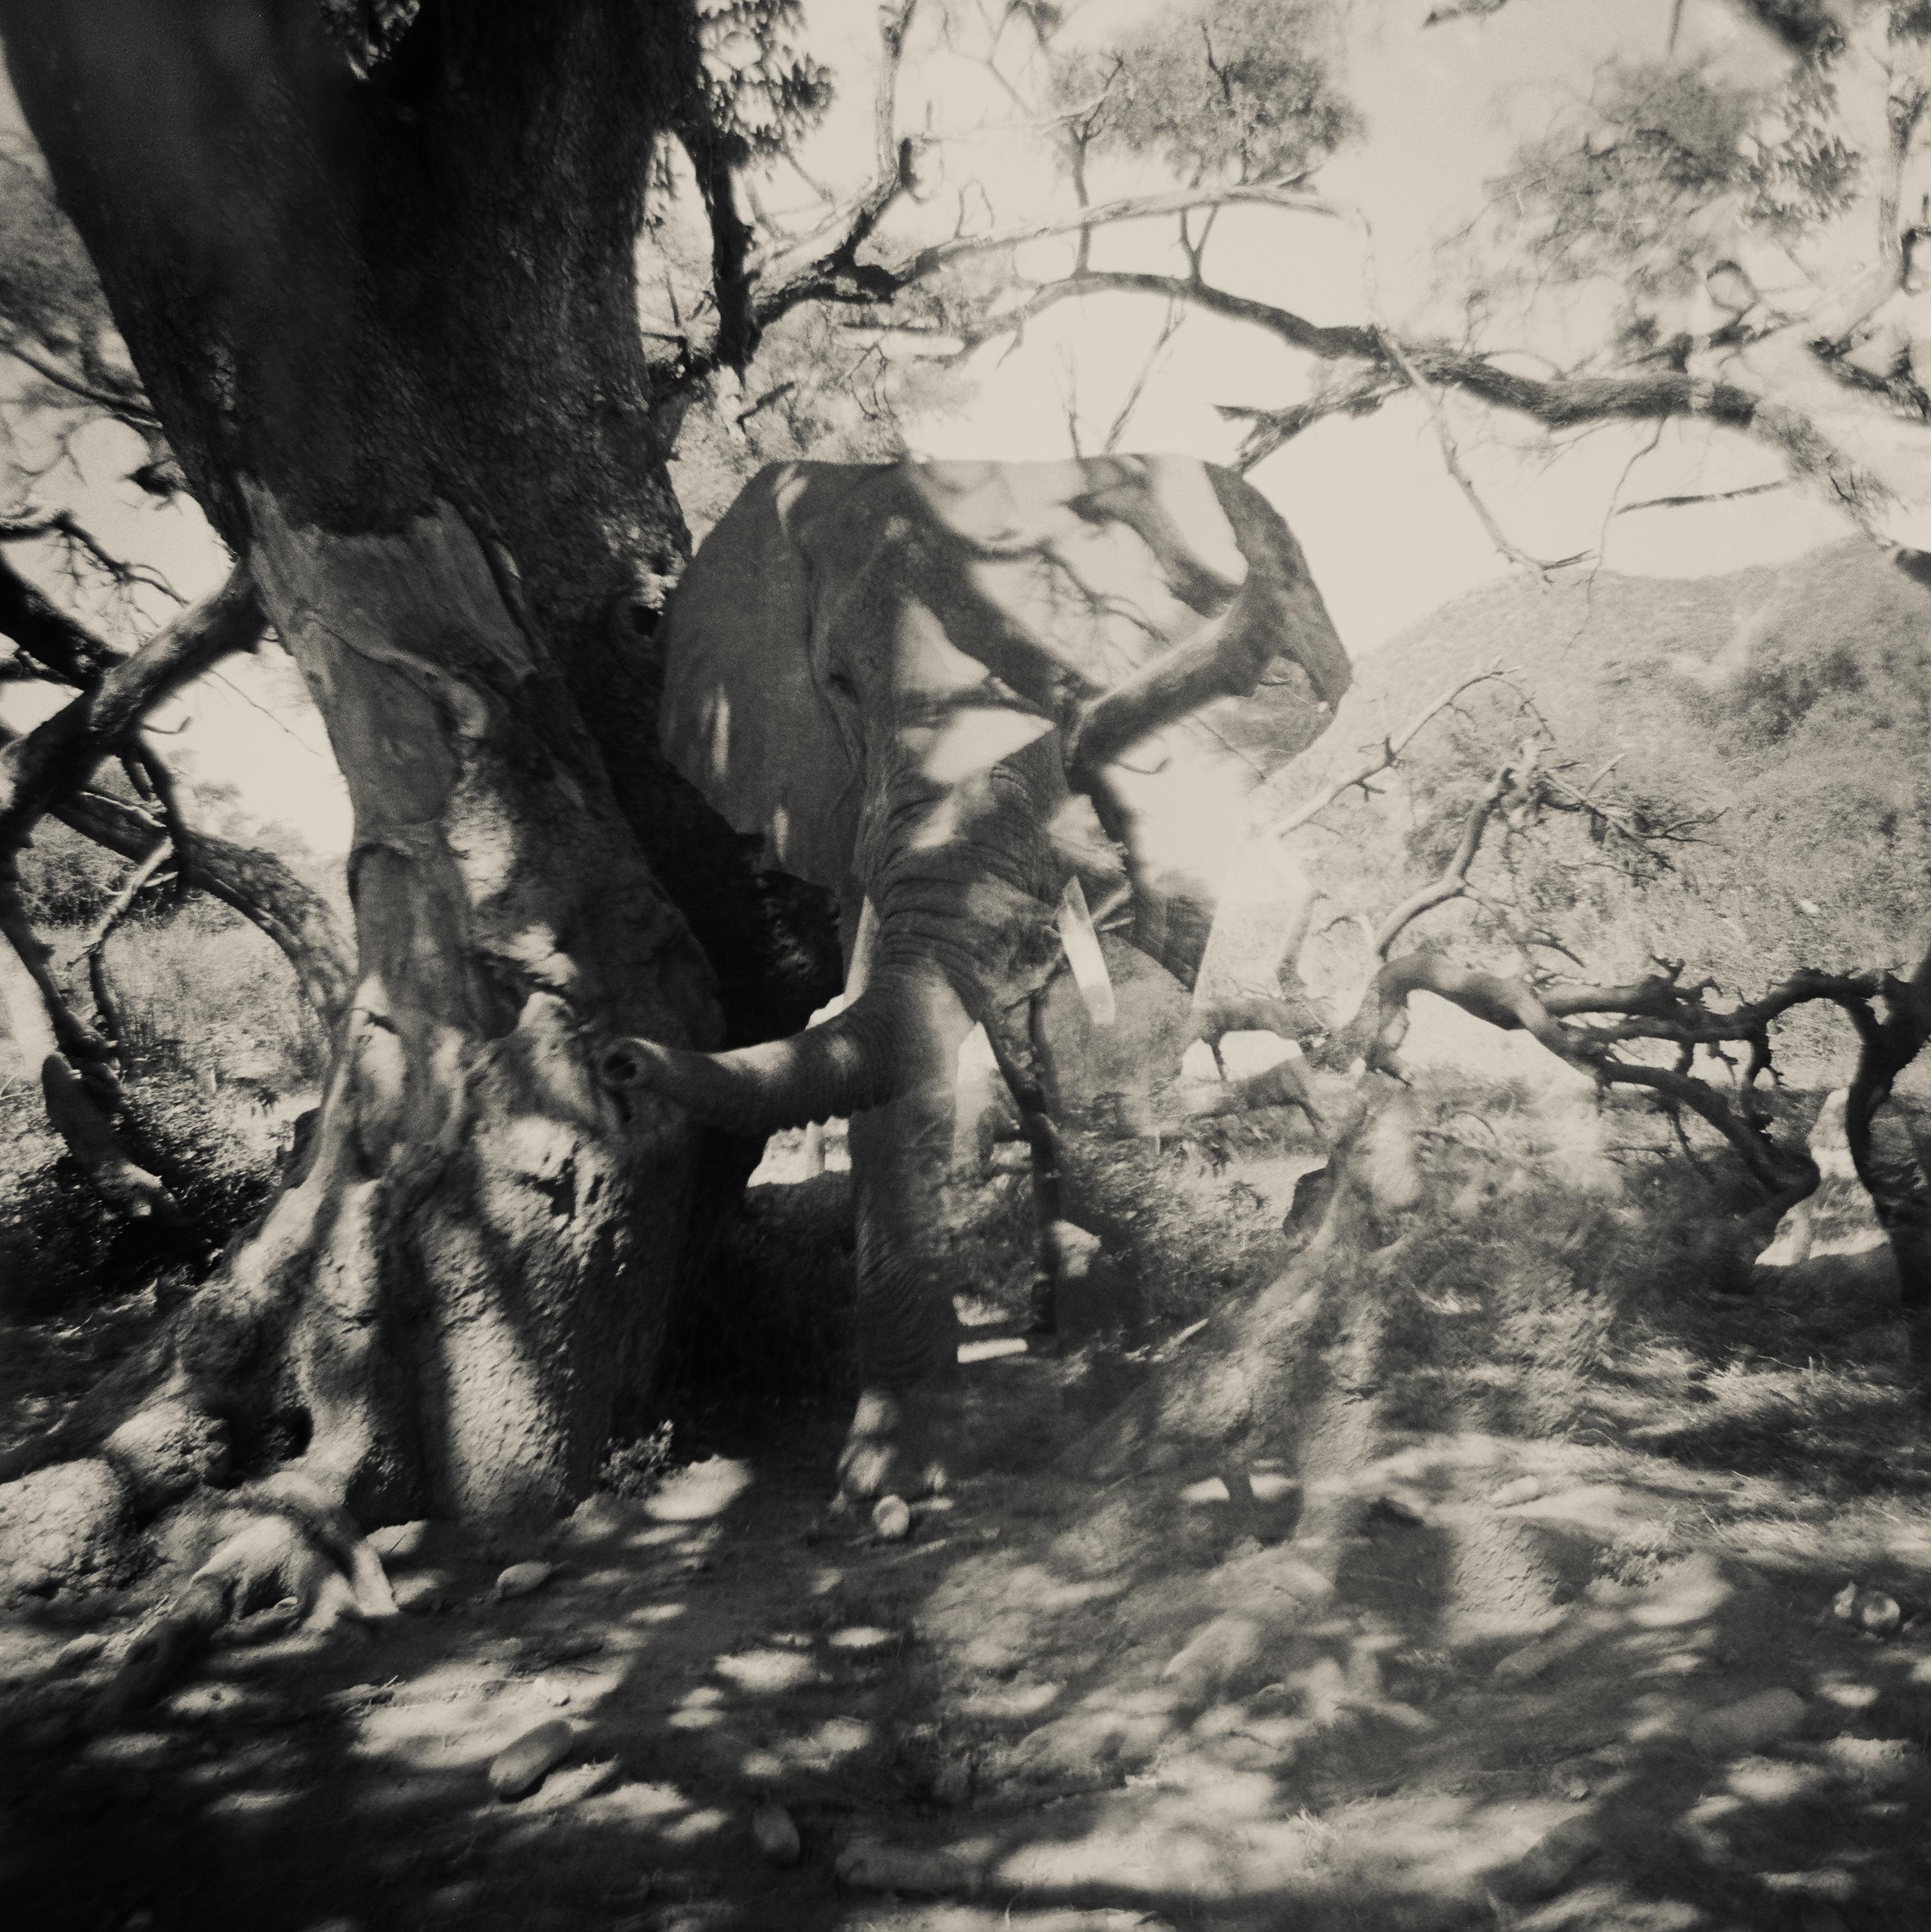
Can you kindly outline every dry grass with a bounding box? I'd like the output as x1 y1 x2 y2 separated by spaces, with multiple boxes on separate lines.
0 904 323 1321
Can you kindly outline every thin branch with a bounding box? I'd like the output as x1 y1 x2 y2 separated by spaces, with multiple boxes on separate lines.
1614 479 1787 516
78 835 173 1048
50 785 352 1032
1264 665 1522 841
1374 754 1525 956
1376 327 1565 577
0 566 261 860
0 336 158 429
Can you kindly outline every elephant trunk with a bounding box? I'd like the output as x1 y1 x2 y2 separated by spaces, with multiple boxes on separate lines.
599 960 947 1135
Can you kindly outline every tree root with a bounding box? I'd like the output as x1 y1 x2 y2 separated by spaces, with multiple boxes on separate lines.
87 1471 397 1731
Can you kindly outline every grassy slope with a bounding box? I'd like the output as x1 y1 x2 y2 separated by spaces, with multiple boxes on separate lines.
1270 539 1931 1077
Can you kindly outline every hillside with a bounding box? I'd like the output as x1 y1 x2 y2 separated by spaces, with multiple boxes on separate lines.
1269 539 1931 1079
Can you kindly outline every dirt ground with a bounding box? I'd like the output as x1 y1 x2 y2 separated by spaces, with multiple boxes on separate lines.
6 1096 1931 1932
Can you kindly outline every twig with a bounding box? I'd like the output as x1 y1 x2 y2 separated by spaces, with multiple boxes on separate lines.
1264 665 1521 841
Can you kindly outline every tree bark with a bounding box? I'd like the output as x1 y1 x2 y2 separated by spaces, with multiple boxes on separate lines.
0 0 766 1561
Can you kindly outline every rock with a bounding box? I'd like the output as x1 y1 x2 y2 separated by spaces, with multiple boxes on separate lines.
826 1625 898 1659
1686 1687 1807 1754
488 1719 576 1799
1830 1581 1860 1622
835 1839 981 1897
55 1633 108 1673
494 1561 554 1600
1491 1475 1545 1507
0 1460 131 1603
1491 1816 1602 1901
870 1496 912 1543
393 1575 447 1615
530 1676 572 1707
1367 1487 1428 1527
1491 1621 1592 1684
751 1801 801 1866
1859 1592 1903 1636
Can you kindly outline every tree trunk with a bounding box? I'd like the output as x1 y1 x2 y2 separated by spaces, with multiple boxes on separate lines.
0 0 759 1567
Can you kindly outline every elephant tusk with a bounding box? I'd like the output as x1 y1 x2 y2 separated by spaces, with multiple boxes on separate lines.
1056 877 1116 1028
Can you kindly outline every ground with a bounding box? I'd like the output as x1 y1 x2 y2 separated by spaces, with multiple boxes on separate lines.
5 1052 1931 1932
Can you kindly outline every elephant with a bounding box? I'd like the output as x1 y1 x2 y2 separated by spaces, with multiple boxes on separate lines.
602 454 1350 1499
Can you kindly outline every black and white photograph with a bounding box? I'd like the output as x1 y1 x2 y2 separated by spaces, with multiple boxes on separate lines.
2 2 1929 1926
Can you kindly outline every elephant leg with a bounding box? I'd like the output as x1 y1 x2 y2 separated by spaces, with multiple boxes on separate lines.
835 969 978 1504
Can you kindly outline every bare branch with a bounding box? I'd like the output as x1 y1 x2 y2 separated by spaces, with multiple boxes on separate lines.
0 335 158 430
1374 756 1524 956
1614 479 1787 515
52 786 352 1032
0 873 182 1224
0 565 262 861
1376 326 1569 577
1264 665 1522 841
78 834 173 1047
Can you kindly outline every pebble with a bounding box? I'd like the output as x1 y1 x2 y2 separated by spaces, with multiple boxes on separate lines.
751 1801 801 1866
392 1576 447 1615
494 1561 555 1601
1859 1592 1903 1636
488 1718 576 1799
871 1496 913 1543
1491 1816 1602 1901
1491 1475 1546 1507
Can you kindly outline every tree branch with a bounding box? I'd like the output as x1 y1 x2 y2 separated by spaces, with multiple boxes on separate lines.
50 785 352 1033
0 564 261 860
1264 665 1522 841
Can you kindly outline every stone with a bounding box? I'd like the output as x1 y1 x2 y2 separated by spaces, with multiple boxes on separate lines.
751 1801 801 1866
1491 1816 1602 1901
488 1719 576 1799
1858 1592 1903 1636
393 1574 448 1615
1162 1613 1269 1709
494 1561 555 1600
1491 1475 1545 1507
870 1496 912 1543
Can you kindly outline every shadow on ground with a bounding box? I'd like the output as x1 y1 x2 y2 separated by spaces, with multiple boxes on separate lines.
6 1090 1931 1932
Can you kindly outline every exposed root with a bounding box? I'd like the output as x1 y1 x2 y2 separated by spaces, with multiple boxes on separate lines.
87 1470 396 1731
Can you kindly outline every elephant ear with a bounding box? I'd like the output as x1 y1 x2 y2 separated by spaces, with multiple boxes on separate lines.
658 463 866 893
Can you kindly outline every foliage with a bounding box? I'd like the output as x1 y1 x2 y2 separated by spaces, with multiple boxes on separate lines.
1050 0 1358 188
1273 539 1931 1089
14 818 125 926
1489 57 1859 326
597 1420 678 1499
689 0 834 159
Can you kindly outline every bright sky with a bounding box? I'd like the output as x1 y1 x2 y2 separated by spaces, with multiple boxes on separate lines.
0 0 1860 856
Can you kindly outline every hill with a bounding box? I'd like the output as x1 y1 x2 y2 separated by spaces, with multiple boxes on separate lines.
1268 537 1931 1081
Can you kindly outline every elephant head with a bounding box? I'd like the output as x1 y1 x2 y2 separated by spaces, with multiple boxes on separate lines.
602 454 1349 1133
